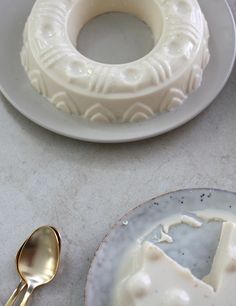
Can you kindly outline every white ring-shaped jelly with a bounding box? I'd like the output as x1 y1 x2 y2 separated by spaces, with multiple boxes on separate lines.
21 0 210 123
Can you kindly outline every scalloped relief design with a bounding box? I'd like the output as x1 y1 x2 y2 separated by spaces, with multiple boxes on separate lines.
23 19 29 45
160 88 187 112
187 65 203 93
201 40 210 69
167 22 200 46
122 103 155 123
50 92 79 115
21 45 30 72
88 66 112 93
201 20 210 69
39 45 76 68
83 104 116 123
21 22 30 72
159 0 193 17
33 0 68 26
28 70 47 96
29 0 77 65
145 56 172 85
24 0 208 96
22 0 210 123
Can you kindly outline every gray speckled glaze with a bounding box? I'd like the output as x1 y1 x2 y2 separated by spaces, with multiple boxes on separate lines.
85 189 236 306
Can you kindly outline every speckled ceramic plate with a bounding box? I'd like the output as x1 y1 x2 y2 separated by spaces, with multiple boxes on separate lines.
85 188 236 306
0 0 235 143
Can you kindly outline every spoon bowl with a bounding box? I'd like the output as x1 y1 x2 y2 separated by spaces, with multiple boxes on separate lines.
17 226 61 306
5 226 61 306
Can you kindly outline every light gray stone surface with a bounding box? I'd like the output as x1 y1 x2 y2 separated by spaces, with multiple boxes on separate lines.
0 1 235 305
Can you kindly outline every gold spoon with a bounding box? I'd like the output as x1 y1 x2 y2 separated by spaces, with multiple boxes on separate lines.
18 226 61 306
5 227 61 306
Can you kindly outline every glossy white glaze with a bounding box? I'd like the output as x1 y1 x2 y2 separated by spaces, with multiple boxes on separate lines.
21 0 210 123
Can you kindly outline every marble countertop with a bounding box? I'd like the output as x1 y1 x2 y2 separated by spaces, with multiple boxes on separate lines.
0 1 235 305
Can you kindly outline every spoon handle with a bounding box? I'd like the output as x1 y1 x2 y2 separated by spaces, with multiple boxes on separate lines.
19 287 34 306
5 281 26 306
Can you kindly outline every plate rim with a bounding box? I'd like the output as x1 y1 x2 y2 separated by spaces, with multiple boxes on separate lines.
84 187 236 306
0 0 235 143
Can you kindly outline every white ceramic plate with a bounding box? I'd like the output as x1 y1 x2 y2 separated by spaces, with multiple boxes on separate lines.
85 188 236 306
0 0 235 143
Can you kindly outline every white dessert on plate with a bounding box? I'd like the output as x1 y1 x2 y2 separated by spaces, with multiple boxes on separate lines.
21 0 210 123
116 221 236 306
